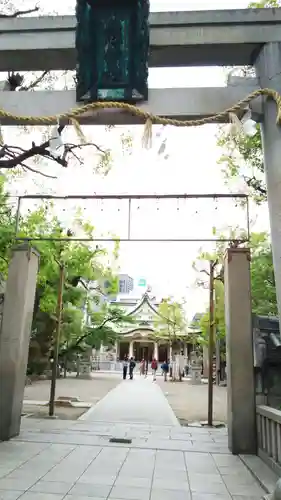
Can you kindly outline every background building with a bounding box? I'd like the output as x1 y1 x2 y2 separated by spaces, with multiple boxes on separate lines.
118 274 134 294
106 291 201 363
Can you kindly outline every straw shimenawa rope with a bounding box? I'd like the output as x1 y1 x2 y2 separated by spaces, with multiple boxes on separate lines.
0 87 280 145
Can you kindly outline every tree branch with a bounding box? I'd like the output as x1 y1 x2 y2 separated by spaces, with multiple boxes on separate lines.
21 163 57 179
1 146 58 178
19 70 49 91
65 143 106 155
244 175 267 196
0 7 39 18
0 126 66 170
0 126 107 177
62 316 116 355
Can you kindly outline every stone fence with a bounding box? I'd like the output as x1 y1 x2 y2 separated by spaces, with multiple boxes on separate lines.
257 405 281 476
92 361 123 372
92 361 157 372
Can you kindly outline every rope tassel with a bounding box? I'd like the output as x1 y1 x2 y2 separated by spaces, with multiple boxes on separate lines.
0 124 4 146
229 112 244 136
70 118 87 144
142 118 153 149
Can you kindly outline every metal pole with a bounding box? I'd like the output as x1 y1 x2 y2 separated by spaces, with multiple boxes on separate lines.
128 198 131 240
49 262 64 417
215 336 220 386
208 260 215 427
15 197 21 236
18 193 248 201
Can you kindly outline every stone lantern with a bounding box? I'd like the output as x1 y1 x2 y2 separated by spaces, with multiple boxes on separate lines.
76 0 149 103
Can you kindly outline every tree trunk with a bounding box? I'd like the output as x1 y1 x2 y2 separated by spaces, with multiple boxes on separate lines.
63 355 67 378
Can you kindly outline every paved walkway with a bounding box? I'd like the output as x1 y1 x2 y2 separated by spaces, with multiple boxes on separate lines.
80 377 179 426
0 377 270 499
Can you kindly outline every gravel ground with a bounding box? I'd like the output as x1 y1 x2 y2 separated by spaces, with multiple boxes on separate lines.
157 377 227 423
22 405 87 420
23 372 227 424
24 372 123 404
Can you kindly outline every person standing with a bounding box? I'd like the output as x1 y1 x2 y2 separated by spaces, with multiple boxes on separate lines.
151 358 158 381
129 357 136 380
122 356 128 380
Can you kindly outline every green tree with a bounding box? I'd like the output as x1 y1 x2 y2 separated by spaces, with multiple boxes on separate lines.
194 232 277 344
217 0 281 202
61 301 135 359
198 280 226 346
0 178 17 277
251 235 277 315
153 297 188 348
217 126 266 203
249 0 280 5
0 189 122 374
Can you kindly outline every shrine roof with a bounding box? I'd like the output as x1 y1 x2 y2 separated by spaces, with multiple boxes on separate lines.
123 328 155 338
127 292 161 318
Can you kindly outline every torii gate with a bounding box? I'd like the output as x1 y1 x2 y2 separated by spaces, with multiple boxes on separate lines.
0 8 280 454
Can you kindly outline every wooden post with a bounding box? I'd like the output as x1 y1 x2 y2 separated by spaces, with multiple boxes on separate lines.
49 262 64 417
208 260 215 427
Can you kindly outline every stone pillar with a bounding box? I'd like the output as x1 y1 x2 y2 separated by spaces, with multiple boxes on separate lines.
0 245 39 441
255 42 281 322
129 341 134 358
154 342 159 360
224 248 256 455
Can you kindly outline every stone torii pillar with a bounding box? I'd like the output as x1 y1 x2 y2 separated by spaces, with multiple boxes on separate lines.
255 42 281 324
224 248 256 455
0 244 39 441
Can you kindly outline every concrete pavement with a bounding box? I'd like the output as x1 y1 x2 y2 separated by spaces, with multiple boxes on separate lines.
1 419 266 499
0 375 268 499
80 377 179 426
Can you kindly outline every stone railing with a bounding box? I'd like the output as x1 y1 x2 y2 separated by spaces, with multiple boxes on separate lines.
92 360 123 372
256 405 281 476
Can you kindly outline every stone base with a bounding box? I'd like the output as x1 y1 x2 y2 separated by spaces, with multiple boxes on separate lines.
191 367 202 385
76 361 92 379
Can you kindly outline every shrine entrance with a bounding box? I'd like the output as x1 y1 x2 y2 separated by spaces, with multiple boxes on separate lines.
133 342 154 362
0 181 255 454
119 342 129 360
0 4 275 455
158 344 168 363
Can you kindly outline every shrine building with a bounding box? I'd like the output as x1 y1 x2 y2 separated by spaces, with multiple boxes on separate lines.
102 292 201 363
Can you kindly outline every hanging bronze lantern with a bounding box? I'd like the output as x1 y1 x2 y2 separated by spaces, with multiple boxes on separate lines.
76 0 149 103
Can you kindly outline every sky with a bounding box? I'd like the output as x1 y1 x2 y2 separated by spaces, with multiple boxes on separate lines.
11 0 252 14
2 0 271 318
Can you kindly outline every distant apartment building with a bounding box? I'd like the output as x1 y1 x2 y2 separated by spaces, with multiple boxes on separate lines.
118 274 134 294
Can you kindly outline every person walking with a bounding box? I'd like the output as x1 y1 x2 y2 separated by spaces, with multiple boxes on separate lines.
140 359 145 376
129 357 136 380
161 360 169 382
122 356 128 380
151 358 158 381
144 359 149 378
